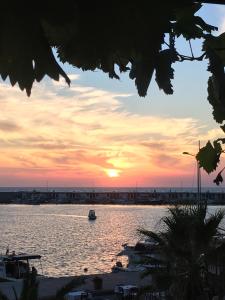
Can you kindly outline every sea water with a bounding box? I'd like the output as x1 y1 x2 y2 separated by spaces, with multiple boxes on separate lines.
0 204 223 277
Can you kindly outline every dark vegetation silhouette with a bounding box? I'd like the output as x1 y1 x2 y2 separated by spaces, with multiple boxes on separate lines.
1 1 223 98
139 204 225 299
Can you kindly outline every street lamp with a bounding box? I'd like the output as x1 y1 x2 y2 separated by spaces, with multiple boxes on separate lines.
183 142 201 203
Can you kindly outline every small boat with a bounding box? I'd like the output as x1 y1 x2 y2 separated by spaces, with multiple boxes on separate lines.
0 250 42 281
88 210 97 220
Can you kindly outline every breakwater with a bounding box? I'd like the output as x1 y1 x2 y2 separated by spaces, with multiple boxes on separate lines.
0 190 225 205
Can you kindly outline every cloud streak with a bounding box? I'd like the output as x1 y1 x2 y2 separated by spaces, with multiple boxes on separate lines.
0 77 220 187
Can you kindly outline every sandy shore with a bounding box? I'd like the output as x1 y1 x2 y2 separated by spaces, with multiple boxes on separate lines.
0 271 152 300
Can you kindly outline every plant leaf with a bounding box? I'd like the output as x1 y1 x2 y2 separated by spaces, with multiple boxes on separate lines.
204 35 225 122
214 167 225 186
173 4 217 40
196 140 222 173
155 49 177 94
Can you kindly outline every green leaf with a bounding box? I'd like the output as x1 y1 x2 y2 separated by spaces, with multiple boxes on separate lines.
196 140 222 173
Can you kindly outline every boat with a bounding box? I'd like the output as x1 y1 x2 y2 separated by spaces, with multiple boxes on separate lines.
113 238 161 273
0 250 42 281
88 210 97 220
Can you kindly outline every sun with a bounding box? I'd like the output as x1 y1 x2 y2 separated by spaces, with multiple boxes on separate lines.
106 169 120 178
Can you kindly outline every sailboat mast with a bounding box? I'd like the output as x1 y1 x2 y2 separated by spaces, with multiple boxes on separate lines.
197 140 201 203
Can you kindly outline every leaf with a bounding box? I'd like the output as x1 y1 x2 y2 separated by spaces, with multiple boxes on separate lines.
0 1 219 100
194 16 217 34
214 169 225 186
204 33 225 64
0 11 70 96
196 140 222 173
207 76 225 123
155 49 177 94
173 4 217 40
204 35 225 122
100 55 120 80
129 58 155 97
174 3 202 19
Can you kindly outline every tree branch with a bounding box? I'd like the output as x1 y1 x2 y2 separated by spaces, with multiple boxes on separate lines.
197 0 225 4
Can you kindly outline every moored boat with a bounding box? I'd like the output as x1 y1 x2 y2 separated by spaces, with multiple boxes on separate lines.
88 210 97 220
0 250 42 281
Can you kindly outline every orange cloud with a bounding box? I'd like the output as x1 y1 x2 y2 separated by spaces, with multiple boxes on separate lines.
0 78 220 187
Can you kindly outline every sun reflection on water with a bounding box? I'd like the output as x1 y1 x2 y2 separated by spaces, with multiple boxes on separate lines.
0 204 167 277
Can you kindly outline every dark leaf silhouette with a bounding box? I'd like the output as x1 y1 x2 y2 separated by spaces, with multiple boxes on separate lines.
0 8 70 96
155 49 177 94
174 6 217 40
214 172 223 186
196 140 222 173
204 34 225 122
129 58 156 97
0 1 217 97
213 166 225 185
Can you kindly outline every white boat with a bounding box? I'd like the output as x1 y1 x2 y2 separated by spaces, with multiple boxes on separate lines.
114 238 160 273
88 210 97 220
0 251 42 281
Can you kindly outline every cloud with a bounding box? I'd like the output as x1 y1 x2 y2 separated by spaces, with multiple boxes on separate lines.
0 120 21 132
151 153 180 169
0 77 221 187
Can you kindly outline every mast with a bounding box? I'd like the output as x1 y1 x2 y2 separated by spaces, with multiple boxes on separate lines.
197 140 201 203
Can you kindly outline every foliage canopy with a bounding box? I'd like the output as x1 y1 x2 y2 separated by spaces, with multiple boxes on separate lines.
0 0 221 97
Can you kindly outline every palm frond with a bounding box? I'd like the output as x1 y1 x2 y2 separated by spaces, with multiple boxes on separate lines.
139 203 225 299
138 228 165 247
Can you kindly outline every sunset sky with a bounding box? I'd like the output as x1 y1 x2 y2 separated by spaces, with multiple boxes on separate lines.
0 4 225 188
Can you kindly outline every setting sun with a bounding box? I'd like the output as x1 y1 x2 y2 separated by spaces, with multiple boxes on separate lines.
106 169 120 178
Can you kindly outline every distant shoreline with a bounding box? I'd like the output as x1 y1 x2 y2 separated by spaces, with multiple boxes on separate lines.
0 190 225 205
0 186 224 192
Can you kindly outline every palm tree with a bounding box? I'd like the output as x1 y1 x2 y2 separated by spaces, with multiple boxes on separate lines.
139 203 225 300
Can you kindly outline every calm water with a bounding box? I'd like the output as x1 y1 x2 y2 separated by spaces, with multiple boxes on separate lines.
0 204 223 277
